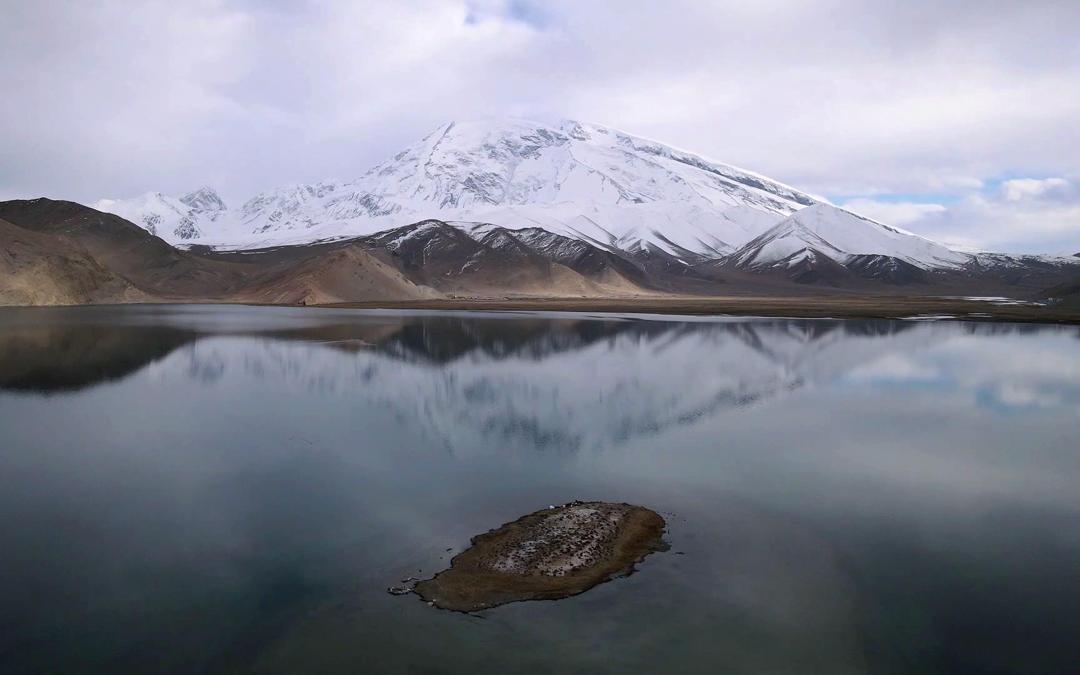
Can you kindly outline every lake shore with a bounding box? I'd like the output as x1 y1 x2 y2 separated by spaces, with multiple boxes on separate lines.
318 295 1080 324
4 295 1078 324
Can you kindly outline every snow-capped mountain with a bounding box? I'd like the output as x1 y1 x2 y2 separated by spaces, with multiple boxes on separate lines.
91 118 985 275
92 119 821 252
92 187 228 241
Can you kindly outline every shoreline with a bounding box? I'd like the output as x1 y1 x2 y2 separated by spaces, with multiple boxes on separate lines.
317 296 1080 325
2 295 1078 325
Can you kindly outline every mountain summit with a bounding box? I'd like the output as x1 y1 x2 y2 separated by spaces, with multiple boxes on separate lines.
180 187 227 214
92 118 971 271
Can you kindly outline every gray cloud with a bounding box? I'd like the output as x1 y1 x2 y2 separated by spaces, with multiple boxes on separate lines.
2 0 1079 252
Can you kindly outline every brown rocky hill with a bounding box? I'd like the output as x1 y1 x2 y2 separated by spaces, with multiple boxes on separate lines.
0 199 440 305
0 199 660 306
0 215 143 306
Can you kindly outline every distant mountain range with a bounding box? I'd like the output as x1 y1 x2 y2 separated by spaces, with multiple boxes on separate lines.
2 119 1079 307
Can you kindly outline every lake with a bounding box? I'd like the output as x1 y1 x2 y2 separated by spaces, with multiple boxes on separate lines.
1 305 1078 674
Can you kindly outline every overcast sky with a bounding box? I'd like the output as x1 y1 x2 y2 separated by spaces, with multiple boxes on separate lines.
2 0 1079 253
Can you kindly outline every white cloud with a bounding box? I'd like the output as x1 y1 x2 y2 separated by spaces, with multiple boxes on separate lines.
1001 177 1071 201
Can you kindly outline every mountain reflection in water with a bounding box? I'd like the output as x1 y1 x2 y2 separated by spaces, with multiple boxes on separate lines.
2 306 1076 453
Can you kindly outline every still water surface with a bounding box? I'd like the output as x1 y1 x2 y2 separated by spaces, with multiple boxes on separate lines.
1 305 1078 674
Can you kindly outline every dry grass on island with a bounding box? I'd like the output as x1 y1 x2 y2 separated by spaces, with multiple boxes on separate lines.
412 501 667 612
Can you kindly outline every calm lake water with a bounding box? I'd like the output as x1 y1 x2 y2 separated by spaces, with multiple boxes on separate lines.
1 305 1078 674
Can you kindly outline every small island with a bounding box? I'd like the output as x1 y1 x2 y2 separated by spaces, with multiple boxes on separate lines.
414 501 667 612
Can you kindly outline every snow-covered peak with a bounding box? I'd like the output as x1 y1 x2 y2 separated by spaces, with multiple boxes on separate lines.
92 191 199 240
349 117 819 217
180 187 226 213
223 117 820 254
733 203 971 270
94 187 231 241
